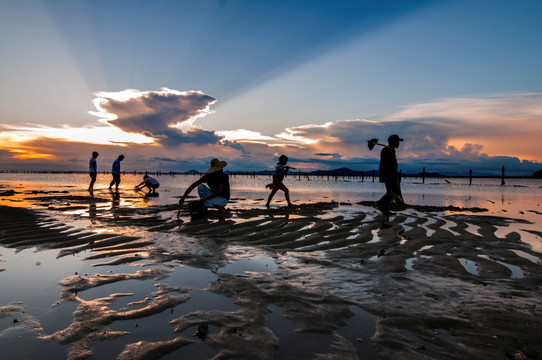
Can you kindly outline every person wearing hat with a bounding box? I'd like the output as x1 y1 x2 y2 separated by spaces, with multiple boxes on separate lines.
377 134 405 216
88 151 99 194
178 158 230 213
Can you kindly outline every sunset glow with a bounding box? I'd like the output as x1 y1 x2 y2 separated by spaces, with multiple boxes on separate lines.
0 1 541 175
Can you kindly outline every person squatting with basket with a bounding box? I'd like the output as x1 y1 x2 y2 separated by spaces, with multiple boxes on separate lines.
177 158 230 218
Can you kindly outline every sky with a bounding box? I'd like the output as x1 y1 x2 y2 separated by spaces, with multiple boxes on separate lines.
1 0 542 176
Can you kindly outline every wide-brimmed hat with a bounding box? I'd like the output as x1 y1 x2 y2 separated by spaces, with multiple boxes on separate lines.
207 158 227 173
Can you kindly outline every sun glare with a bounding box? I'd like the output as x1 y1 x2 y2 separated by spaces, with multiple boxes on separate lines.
11 149 54 160
8 125 154 146
217 129 276 142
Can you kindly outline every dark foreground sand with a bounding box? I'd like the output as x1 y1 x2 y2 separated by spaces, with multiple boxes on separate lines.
1 188 542 359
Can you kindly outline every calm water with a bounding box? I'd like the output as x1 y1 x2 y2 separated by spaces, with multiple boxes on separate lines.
2 172 542 205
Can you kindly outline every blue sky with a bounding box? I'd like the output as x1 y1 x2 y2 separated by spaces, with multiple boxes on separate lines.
1 0 542 175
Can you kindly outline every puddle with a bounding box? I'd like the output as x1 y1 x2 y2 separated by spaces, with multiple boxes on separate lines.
465 223 482 237
266 304 378 359
266 304 333 358
405 255 431 271
477 254 524 279
218 255 277 275
495 261 524 279
336 305 379 358
367 229 381 244
511 249 541 264
441 220 461 236
458 258 479 275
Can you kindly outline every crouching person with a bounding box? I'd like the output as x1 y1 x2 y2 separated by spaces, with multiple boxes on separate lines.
178 158 230 217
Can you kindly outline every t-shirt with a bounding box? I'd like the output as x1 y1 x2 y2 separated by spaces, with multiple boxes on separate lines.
199 170 230 200
89 157 97 173
111 159 121 174
273 163 288 182
145 177 159 186
379 146 398 182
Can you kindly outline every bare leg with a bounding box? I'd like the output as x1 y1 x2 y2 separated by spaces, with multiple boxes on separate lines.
266 187 279 207
284 188 292 206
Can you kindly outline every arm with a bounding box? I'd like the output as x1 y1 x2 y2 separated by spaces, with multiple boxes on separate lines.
178 178 204 208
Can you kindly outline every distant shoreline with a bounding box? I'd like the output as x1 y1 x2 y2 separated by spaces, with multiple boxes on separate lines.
1 169 540 180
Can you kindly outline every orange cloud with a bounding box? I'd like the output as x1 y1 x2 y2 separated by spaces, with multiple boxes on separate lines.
10 149 54 160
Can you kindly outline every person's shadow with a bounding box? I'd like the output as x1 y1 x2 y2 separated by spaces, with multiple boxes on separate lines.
88 203 96 220
110 191 120 219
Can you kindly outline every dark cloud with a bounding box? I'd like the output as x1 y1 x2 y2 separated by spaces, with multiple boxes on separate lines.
314 152 342 159
154 129 222 147
221 140 249 154
92 89 219 147
271 109 542 175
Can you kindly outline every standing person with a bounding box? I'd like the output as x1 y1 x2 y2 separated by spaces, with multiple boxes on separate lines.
135 174 160 195
265 154 294 207
88 151 99 193
177 158 230 215
109 154 124 191
377 134 405 216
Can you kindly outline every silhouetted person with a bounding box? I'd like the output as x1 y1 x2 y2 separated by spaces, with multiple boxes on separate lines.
136 174 160 195
178 158 230 215
88 151 99 194
109 154 124 191
377 135 405 216
265 154 294 207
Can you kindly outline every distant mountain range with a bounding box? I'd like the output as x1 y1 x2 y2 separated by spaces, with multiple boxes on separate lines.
184 167 449 177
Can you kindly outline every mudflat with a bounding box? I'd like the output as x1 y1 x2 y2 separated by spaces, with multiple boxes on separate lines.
1 185 541 359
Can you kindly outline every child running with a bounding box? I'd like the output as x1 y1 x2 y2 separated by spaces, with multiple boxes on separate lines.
265 154 295 207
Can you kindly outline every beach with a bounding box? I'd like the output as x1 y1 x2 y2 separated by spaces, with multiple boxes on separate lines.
1 173 542 360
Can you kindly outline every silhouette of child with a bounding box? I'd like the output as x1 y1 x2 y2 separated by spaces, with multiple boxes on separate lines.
265 154 294 207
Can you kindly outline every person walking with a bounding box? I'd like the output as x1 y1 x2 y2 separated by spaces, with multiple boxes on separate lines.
265 154 294 207
377 135 405 216
109 154 124 191
88 151 99 194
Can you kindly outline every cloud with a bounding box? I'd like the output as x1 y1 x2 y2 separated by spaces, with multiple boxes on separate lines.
90 88 220 146
218 92 542 175
1 90 541 175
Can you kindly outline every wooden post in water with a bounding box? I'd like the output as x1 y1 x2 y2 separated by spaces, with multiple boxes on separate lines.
501 166 505 186
469 169 472 185
422 167 425 184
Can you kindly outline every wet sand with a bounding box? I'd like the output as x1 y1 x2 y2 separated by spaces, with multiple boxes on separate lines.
1 185 542 360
